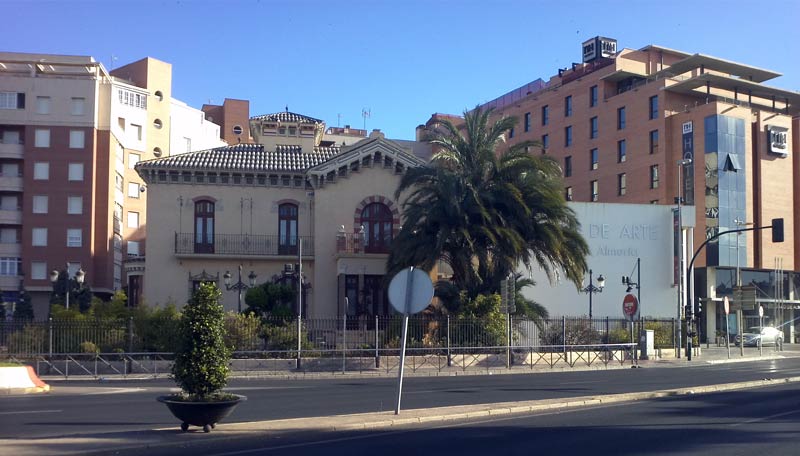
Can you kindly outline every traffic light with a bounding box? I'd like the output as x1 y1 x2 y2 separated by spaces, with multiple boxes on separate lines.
697 299 702 315
772 218 784 243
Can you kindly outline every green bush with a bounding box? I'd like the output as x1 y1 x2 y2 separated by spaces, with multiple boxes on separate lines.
606 328 633 344
451 294 507 347
260 320 313 352
8 324 47 353
171 283 231 400
645 321 675 348
79 341 100 354
224 312 261 352
540 320 601 346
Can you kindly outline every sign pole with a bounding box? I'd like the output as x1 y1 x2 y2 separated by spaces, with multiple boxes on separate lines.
387 266 433 416
394 313 409 415
395 267 416 415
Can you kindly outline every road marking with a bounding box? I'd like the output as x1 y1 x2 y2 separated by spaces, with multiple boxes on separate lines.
0 409 62 416
729 409 800 427
84 388 146 395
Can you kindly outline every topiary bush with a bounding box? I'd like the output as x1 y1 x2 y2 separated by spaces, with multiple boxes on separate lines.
171 283 232 401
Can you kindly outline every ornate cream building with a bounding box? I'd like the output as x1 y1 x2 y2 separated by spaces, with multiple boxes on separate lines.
135 111 430 316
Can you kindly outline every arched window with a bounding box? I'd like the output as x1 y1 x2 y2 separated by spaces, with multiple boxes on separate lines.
278 203 298 255
194 200 215 253
361 203 392 253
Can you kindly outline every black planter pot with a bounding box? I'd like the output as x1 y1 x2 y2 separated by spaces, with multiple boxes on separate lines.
158 394 246 432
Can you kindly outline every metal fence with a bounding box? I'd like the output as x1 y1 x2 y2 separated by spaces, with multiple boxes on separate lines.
0 315 676 378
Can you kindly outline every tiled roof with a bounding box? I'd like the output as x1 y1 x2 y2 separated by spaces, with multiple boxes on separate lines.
250 111 324 124
136 143 340 173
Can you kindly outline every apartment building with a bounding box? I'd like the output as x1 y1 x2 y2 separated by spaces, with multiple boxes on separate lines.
443 37 800 341
0 53 224 318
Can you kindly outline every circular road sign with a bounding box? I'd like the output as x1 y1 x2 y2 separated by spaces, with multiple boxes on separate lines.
724 296 729 315
622 293 638 319
759 305 764 318
388 267 434 315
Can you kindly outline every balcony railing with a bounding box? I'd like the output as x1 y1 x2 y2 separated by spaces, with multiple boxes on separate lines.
174 233 313 257
336 232 391 254
0 142 24 159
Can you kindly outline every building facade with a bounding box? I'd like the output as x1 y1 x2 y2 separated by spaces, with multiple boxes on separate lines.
458 37 800 341
136 111 430 317
0 53 224 318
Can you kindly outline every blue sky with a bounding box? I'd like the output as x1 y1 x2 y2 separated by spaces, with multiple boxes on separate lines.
5 0 799 140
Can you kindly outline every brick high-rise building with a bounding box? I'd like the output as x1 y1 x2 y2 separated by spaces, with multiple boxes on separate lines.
429 37 800 341
0 53 225 317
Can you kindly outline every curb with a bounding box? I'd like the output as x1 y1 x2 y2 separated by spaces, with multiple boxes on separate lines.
0 366 50 395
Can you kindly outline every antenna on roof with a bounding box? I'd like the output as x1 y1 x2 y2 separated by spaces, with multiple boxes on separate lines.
362 108 371 131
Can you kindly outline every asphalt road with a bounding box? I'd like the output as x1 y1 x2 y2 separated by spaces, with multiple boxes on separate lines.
3 357 800 440
140 381 800 456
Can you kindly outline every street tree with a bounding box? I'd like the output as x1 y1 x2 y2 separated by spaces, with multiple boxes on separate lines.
388 106 588 311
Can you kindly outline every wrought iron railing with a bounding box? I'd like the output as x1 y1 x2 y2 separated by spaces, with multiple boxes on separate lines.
174 233 313 256
335 232 392 254
0 316 684 377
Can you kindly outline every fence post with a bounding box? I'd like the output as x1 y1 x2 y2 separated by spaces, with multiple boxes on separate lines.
672 318 676 354
48 318 53 356
562 316 566 353
446 314 451 367
296 315 301 370
127 317 134 353
507 314 513 368
374 315 379 368
605 316 609 343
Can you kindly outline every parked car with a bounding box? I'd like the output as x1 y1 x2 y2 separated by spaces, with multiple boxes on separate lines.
735 326 784 347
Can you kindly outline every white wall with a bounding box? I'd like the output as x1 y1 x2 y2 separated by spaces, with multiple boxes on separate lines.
170 99 224 153
521 202 678 318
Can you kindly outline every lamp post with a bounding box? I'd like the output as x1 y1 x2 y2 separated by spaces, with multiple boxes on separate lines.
581 269 605 319
677 158 692 359
223 265 257 313
49 264 85 310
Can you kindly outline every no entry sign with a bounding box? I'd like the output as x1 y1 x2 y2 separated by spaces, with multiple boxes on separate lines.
622 293 638 320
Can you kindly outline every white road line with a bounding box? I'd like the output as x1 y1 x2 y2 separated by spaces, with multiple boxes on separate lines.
729 409 800 427
84 388 146 395
0 409 62 415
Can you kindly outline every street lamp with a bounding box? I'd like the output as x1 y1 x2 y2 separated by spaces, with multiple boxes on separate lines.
223 265 257 313
677 158 692 359
49 264 85 310
581 269 605 319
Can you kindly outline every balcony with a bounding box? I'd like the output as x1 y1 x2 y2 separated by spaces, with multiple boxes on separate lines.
0 176 22 192
0 142 23 159
174 233 314 257
335 232 391 255
0 209 22 225
0 275 22 289
0 242 21 257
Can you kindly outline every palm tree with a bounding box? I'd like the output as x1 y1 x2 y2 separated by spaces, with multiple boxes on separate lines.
388 105 588 310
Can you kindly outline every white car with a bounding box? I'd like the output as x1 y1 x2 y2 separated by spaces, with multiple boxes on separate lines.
735 326 784 347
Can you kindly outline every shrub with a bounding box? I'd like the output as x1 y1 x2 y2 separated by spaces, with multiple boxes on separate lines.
8 324 47 354
171 283 231 400
224 312 261 352
540 319 601 346
259 319 313 352
79 341 100 354
645 321 675 348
